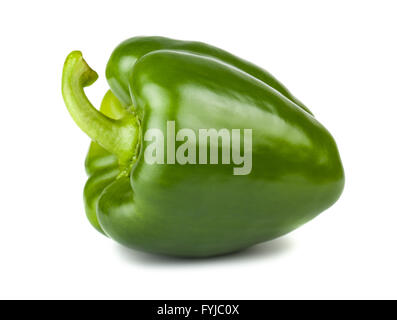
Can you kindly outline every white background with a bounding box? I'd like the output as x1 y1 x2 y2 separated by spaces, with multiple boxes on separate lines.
1 0 396 299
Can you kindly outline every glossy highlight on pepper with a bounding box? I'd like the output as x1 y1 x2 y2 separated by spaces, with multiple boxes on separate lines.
62 36 344 257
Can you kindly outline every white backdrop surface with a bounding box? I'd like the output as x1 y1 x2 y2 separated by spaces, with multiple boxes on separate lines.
0 0 396 299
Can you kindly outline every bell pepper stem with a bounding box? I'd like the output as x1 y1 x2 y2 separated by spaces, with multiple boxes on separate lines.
62 51 139 165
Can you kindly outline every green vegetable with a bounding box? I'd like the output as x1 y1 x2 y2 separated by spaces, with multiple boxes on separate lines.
62 36 344 257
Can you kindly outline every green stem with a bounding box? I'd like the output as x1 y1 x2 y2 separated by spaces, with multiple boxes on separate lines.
62 51 139 165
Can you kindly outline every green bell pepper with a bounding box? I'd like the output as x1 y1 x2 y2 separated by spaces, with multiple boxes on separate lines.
62 36 344 257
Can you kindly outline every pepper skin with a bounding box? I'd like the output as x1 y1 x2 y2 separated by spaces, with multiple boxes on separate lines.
62 36 344 257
